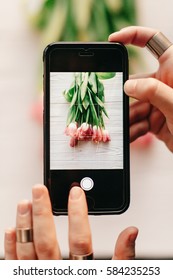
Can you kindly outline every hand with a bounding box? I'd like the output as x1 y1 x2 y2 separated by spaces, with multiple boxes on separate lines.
4 184 138 260
109 26 173 152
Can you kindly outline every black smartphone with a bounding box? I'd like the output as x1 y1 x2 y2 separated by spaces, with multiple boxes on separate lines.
43 42 129 215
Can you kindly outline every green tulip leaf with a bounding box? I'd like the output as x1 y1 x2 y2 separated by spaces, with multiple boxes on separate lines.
81 72 89 100
63 86 75 102
97 81 104 102
96 72 116 79
89 72 97 93
77 90 83 113
70 89 78 108
88 91 98 126
82 93 90 110
94 95 105 108
66 105 76 125
102 107 109 118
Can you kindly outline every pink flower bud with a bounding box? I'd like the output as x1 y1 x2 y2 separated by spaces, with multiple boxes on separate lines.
88 125 93 137
75 127 84 140
92 126 102 142
97 127 103 142
102 129 111 142
65 122 77 137
81 122 89 132
70 137 78 147
92 125 97 142
76 123 93 141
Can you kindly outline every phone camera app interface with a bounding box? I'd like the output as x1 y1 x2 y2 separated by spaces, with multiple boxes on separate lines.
50 72 123 171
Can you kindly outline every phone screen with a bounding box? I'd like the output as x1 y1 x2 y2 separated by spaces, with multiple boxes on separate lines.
50 72 123 170
44 43 129 215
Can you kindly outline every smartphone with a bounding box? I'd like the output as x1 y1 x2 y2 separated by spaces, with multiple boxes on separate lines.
43 42 129 215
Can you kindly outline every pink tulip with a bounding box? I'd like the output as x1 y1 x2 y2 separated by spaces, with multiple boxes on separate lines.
92 126 102 142
88 125 93 137
81 122 89 132
97 127 103 142
69 137 78 147
65 122 78 137
66 123 110 147
80 123 93 139
76 123 93 140
102 129 111 142
76 127 84 140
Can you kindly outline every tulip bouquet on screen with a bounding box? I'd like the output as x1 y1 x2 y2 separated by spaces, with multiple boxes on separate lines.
63 72 115 147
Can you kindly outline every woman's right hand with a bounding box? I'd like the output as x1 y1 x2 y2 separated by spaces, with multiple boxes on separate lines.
109 26 173 152
4 184 138 260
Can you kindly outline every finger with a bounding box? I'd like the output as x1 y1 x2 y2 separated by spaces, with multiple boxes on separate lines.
16 200 36 260
148 107 165 135
155 122 173 152
130 121 150 142
68 187 92 257
125 78 173 133
32 184 61 259
4 228 17 260
129 101 151 142
130 101 151 125
109 26 157 47
112 227 138 260
129 72 155 80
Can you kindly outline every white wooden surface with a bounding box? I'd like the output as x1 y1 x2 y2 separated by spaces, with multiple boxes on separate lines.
1 0 173 259
50 73 123 169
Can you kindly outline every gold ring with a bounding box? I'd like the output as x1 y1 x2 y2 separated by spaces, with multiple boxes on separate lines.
16 228 33 243
146 32 172 59
69 252 94 260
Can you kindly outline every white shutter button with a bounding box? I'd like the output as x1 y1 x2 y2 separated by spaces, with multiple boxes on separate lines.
80 177 94 191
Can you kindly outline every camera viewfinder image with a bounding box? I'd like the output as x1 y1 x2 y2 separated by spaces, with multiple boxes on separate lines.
50 72 123 170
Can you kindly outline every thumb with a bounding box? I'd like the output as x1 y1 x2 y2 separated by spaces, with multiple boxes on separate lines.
124 78 173 125
112 227 138 260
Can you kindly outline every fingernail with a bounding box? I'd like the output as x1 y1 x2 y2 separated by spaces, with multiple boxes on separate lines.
108 32 118 40
129 232 138 243
5 229 15 242
18 201 30 215
70 186 82 200
108 34 113 40
70 182 80 189
124 79 136 95
32 185 43 200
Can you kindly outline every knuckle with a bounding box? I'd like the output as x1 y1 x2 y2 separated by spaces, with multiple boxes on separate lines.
5 247 12 257
135 78 160 102
147 78 160 95
126 253 135 260
17 249 35 260
69 208 82 217
36 238 56 258
33 206 51 217
18 254 31 260
71 236 91 254
138 120 150 134
17 243 36 260
118 247 136 260
69 204 87 217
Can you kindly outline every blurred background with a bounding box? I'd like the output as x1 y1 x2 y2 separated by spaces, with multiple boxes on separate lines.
0 0 173 259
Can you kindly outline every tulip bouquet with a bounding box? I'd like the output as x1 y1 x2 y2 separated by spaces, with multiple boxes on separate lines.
63 72 115 147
